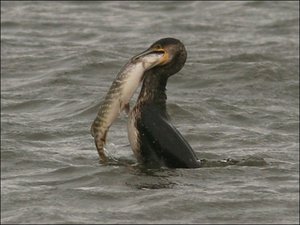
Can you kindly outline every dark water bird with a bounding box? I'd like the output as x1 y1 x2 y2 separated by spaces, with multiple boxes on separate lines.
128 38 201 168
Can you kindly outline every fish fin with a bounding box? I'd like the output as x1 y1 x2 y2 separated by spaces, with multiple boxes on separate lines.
119 100 130 114
124 103 130 114
119 100 123 113
90 123 95 137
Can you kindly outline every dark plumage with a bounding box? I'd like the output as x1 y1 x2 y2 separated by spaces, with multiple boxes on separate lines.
127 38 201 168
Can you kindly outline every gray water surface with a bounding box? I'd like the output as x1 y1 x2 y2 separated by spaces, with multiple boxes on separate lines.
1 1 299 224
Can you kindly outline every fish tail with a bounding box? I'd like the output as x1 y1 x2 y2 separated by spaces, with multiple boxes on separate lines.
94 130 108 163
90 114 109 163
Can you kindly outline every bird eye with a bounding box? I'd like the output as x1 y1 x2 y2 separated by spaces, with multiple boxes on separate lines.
155 44 162 49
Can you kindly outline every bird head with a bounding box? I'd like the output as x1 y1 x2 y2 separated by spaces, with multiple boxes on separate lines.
132 37 187 77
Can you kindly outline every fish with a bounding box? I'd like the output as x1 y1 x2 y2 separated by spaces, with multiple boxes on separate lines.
90 51 164 163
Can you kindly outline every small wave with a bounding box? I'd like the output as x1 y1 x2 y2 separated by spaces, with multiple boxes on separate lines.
167 103 195 118
257 18 299 35
95 153 268 172
24 165 100 188
200 156 267 168
67 101 102 119
229 53 281 63
1 20 22 28
1 99 61 113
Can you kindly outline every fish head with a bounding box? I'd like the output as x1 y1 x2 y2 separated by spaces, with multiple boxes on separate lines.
131 38 187 77
131 48 165 70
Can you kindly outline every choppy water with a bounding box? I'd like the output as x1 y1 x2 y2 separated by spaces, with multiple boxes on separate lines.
1 1 299 224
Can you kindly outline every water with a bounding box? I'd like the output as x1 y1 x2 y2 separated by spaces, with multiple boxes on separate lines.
1 1 299 224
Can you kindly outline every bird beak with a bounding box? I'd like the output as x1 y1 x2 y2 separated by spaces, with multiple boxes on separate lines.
131 48 168 65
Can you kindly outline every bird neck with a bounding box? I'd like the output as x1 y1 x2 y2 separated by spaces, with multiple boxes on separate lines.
137 70 168 111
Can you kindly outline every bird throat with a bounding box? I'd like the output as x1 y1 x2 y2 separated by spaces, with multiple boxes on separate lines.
137 69 168 111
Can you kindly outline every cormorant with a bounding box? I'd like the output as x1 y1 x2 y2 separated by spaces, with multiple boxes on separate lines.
127 38 201 168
